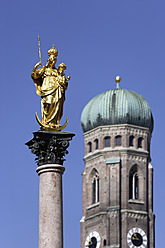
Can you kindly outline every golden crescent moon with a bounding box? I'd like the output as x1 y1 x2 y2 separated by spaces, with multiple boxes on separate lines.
35 112 68 131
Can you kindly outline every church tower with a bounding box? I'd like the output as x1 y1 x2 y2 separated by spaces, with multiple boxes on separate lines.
80 78 155 248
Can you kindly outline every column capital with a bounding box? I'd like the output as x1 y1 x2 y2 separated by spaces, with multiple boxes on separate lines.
26 130 75 166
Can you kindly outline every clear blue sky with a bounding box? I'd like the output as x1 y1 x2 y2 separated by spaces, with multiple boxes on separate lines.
0 0 164 247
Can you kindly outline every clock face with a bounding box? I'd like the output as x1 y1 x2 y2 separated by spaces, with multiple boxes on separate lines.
127 227 147 248
85 231 101 248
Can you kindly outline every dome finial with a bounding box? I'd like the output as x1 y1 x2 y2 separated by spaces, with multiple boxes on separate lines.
115 75 121 89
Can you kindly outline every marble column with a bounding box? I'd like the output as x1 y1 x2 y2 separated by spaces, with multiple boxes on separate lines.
26 130 74 248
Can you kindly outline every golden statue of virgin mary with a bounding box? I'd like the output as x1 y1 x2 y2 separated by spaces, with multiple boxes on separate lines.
31 40 70 131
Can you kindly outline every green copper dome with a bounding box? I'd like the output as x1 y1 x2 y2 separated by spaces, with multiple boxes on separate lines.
81 83 153 133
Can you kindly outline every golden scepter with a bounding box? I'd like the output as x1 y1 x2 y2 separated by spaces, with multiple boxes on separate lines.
38 36 42 63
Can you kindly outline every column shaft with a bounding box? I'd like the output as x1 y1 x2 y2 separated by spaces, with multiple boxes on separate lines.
36 164 65 248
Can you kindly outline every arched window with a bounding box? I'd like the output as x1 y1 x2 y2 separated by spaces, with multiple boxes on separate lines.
147 140 150 152
129 165 139 200
138 137 143 148
116 135 122 146
104 136 110 147
88 142 92 153
90 169 99 204
94 139 99 150
129 136 134 147
92 175 99 204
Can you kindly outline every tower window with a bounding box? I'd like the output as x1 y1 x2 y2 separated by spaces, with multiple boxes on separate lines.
147 140 150 152
138 137 143 148
103 240 106 246
88 142 92 153
92 174 99 204
89 169 100 206
94 139 99 150
129 165 139 200
116 136 122 146
129 136 134 147
104 136 110 147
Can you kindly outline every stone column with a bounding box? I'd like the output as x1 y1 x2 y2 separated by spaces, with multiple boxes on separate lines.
26 130 74 248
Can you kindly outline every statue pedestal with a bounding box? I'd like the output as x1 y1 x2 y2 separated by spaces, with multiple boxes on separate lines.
26 130 74 248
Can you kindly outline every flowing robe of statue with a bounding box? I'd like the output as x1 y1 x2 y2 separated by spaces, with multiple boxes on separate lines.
31 45 69 131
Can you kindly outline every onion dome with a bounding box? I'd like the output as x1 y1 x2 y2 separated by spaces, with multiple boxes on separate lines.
81 77 153 133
